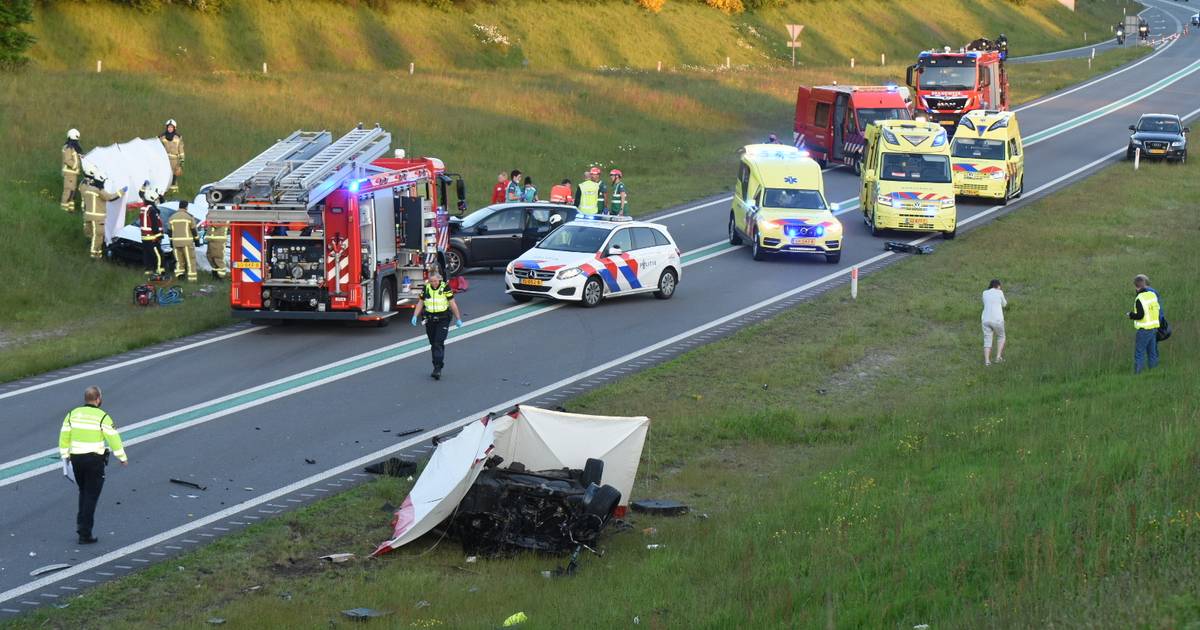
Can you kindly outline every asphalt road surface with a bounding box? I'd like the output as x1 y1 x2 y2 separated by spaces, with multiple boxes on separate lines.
2 0 1198 616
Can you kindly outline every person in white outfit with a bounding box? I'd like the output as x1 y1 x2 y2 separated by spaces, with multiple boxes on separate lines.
981 279 1007 366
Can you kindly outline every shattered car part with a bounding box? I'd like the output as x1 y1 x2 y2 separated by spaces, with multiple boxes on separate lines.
445 457 621 555
884 241 935 255
630 499 690 516
364 457 417 478
342 607 389 620
29 563 72 577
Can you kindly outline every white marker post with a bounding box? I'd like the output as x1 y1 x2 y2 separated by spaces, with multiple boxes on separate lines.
851 266 859 300
409 62 415 75
881 53 886 66
850 57 855 68
785 24 804 67
1134 147 1141 170
96 60 102 73
262 62 268 74
657 60 662 72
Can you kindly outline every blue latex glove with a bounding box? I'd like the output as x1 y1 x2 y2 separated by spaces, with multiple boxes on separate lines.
410 316 419 326
455 319 464 329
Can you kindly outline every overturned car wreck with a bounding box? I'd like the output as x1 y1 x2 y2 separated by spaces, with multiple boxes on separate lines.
448 456 622 555
373 406 648 558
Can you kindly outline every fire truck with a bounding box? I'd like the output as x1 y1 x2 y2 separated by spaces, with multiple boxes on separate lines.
205 125 465 324
793 84 913 174
906 38 1009 133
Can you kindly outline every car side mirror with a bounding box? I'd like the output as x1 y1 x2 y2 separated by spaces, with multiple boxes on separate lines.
608 245 623 256
476 224 488 234
1129 125 1137 132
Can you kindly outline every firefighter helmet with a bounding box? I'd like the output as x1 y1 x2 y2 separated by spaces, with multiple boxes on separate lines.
67 128 81 140
83 162 102 180
165 119 177 127
609 169 622 177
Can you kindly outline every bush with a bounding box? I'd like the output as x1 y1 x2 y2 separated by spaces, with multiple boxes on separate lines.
704 0 744 14
0 0 35 71
638 0 667 13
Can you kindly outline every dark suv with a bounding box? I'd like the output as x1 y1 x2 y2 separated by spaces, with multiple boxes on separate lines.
446 202 578 275
1127 114 1189 163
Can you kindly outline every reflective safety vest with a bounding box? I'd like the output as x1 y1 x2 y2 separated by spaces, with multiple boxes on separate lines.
578 180 601 214
58 405 127 462
423 282 453 314
1134 291 1160 330
170 212 197 243
140 205 162 240
549 184 573 204
206 224 229 242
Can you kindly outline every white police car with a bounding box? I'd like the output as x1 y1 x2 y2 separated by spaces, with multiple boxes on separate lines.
504 215 681 307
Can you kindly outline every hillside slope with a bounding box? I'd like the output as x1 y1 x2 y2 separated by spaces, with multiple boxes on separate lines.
27 0 1136 72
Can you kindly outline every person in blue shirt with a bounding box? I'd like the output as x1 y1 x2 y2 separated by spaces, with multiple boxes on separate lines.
521 176 538 202
505 170 523 202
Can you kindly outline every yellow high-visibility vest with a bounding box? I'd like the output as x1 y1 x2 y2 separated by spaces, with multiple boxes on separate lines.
578 180 601 214
423 283 452 313
1134 291 1160 330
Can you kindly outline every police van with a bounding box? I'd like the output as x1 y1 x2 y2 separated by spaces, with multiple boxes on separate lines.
859 120 957 239
951 110 1024 204
728 144 843 263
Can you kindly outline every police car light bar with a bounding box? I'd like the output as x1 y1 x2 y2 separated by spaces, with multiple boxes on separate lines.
578 214 634 222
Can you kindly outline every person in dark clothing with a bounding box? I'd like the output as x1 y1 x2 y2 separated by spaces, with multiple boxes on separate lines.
59 386 128 544
138 188 165 277
1127 274 1162 374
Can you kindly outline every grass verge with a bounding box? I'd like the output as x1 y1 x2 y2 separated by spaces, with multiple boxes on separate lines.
9 115 1197 629
0 44 1147 383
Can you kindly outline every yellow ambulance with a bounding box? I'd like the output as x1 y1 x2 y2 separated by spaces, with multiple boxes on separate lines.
729 144 843 263
951 110 1024 204
859 120 957 239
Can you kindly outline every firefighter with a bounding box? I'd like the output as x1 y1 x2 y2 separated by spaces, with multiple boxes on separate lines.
605 169 628 216
79 165 125 259
169 200 200 282
62 129 83 212
411 270 463 380
59 386 128 545
203 220 229 279
159 119 185 193
140 188 166 277
575 167 602 215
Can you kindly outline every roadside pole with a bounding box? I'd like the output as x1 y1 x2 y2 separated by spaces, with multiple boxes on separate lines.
851 266 859 300
786 24 804 66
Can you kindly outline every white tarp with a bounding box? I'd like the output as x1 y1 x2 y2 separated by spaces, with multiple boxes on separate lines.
371 417 496 556
372 406 649 556
82 138 172 245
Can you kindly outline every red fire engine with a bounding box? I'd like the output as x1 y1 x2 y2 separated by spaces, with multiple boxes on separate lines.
906 38 1009 133
205 125 465 324
793 84 913 174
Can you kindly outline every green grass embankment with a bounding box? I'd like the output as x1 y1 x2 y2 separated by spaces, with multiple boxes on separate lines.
0 42 1148 383
12 113 1198 630
28 0 1136 72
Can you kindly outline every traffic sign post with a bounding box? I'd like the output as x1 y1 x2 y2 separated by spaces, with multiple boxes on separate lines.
786 24 804 66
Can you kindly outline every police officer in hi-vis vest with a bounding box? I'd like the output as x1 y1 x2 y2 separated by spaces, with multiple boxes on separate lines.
1127 273 1163 374
575 167 602 215
411 270 464 380
59 386 128 544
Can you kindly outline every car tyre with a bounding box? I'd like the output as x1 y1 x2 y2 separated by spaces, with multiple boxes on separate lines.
654 268 678 299
853 157 862 177
751 237 767 261
581 276 604 308
825 251 841 264
944 227 957 240
511 293 532 303
868 211 883 238
584 484 622 519
582 458 604 487
444 247 466 277
728 214 742 245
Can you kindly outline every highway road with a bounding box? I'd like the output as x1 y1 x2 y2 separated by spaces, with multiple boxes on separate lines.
2 0 1198 616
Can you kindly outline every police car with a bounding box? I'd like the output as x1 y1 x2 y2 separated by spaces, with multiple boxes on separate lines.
504 215 681 307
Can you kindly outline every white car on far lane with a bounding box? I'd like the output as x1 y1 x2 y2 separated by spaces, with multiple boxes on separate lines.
504 215 682 307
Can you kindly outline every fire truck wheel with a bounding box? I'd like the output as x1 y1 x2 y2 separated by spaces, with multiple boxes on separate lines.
378 279 395 313
581 276 604 308
444 248 466 276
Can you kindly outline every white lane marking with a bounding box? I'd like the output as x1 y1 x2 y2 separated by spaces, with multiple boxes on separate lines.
0 326 263 402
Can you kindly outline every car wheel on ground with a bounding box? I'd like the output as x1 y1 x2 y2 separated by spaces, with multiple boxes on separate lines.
653 268 678 299
751 237 767 261
581 276 604 307
582 458 604 487
944 227 957 240
444 248 466 276
853 158 862 177
868 211 883 238
825 252 841 264
728 214 742 245
584 484 622 519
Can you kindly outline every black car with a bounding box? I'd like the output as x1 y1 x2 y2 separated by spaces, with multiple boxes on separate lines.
1127 114 1189 163
446 202 578 276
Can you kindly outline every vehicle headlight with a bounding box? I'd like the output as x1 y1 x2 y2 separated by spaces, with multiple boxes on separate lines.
876 195 894 207
556 267 582 280
988 170 1006 180
1171 141 1185 147
940 198 955 208
505 261 516 274
1131 138 1143 145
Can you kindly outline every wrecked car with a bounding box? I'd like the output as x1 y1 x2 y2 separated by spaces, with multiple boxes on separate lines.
446 457 622 555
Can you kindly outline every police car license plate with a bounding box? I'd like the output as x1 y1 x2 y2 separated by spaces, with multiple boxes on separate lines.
520 278 543 287
791 238 816 245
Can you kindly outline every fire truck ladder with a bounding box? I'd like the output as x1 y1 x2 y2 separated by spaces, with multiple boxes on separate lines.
277 125 392 209
206 130 332 205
